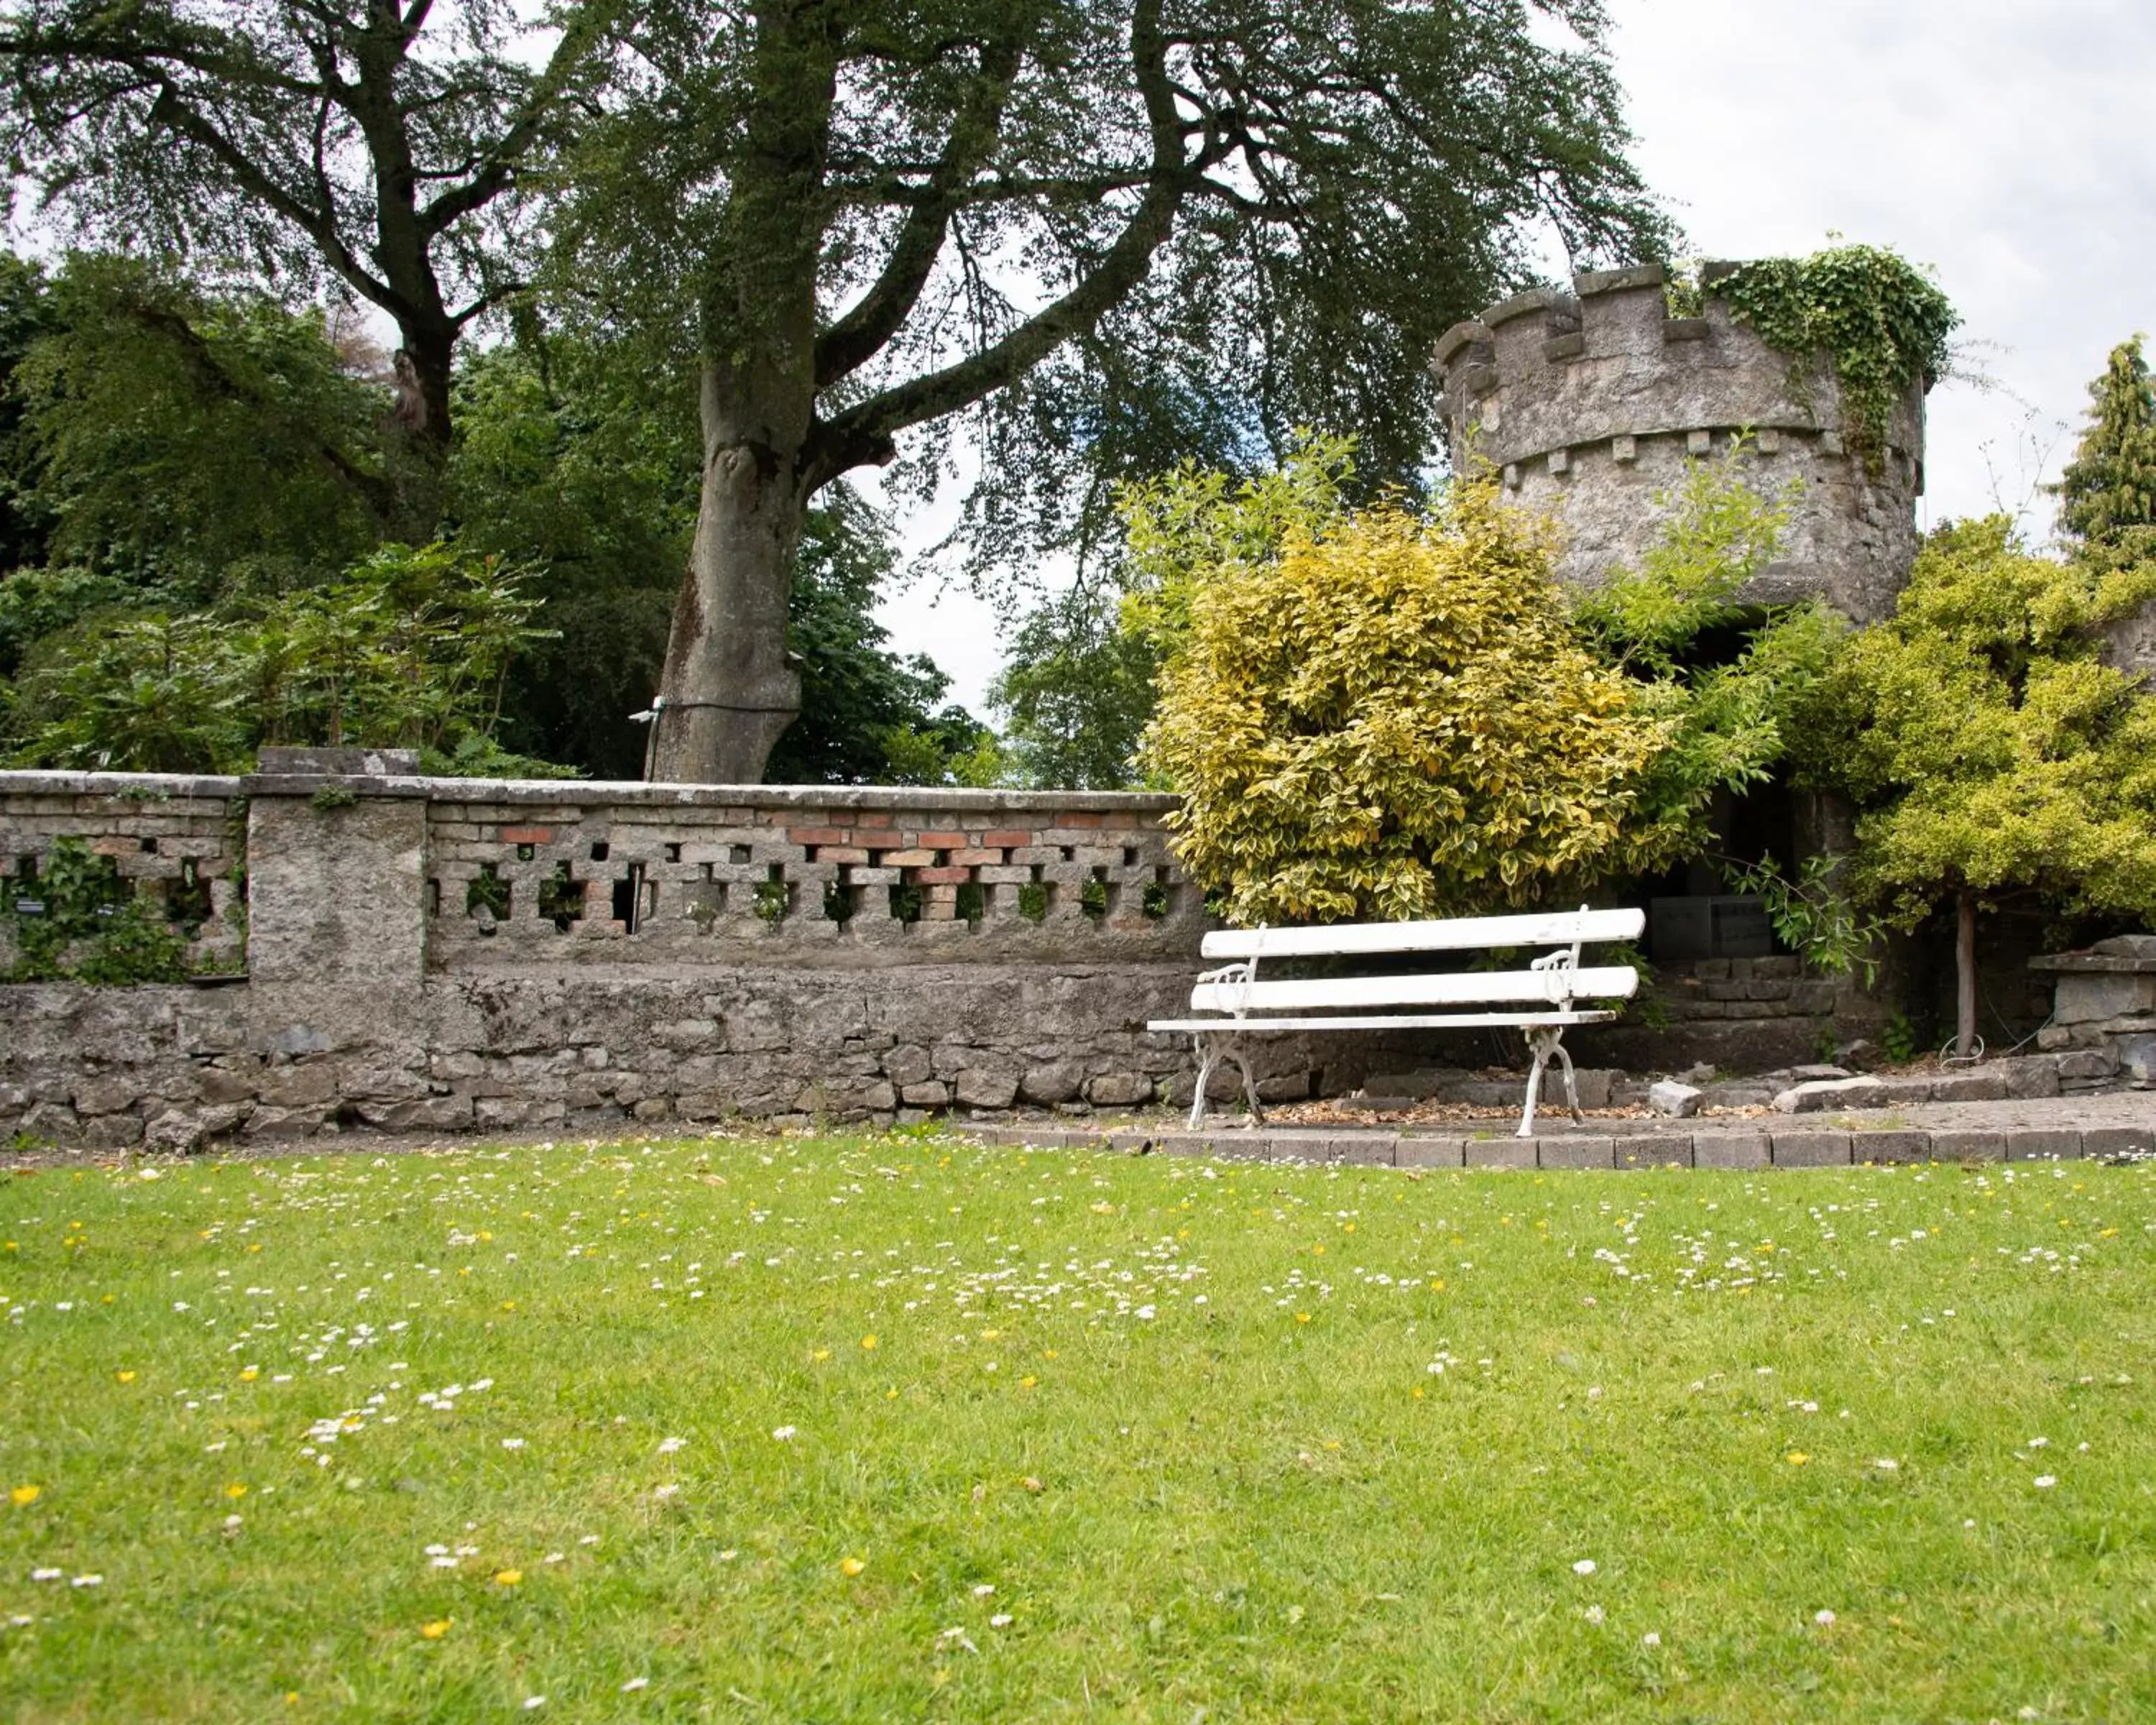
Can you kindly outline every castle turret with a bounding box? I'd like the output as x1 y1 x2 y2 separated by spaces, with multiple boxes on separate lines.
1433 263 1930 622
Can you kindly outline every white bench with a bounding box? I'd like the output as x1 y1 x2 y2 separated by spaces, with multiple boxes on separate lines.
1148 906 1644 1138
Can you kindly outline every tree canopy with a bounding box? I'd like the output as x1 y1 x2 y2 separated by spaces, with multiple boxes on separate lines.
0 254 995 784
0 0 609 469
556 0 1671 781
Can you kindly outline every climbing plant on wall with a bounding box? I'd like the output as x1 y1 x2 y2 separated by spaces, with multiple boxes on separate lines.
1713 244 1958 470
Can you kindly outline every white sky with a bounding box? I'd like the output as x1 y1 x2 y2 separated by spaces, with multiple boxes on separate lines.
878 0 2156 712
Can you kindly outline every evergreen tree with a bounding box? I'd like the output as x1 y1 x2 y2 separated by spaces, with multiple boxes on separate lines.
1797 518 2156 1055
2057 335 2156 546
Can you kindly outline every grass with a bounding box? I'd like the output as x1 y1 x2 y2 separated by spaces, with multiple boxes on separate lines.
3 1133 2154 1723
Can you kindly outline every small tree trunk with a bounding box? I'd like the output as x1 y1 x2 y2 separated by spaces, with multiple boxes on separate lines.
1955 888 1978 1058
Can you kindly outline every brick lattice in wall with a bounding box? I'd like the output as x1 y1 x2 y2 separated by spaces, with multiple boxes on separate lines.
0 774 247 976
420 789 1200 970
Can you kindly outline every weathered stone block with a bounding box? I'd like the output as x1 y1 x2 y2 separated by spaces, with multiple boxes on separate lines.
1772 1076 1884 1113
1265 1131 1332 1163
1396 1136 1465 1168
1646 1080 1701 1118
1694 1133 1769 1169
954 1070 1020 1110
258 1064 340 1108
1854 1130 1932 1164
2118 1034 2156 1087
2006 1128 2081 1161
2084 1125 2156 1159
244 1105 324 1140
2057 1049 2119 1082
1927 1070 2007 1103
361 1095 475 1132
1084 1072 1153 1108
1771 1132 1851 1167
1539 1136 1613 1169
900 1081 950 1108
70 1072 142 1116
1614 1133 1687 1168
2053 973 2156 1024
1465 1136 1535 1169
1930 1130 2005 1162
1330 1134 1396 1166
1018 1061 1083 1105
1999 1056 2063 1099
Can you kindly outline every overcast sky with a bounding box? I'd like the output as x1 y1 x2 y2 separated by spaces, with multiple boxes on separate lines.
881 0 2155 713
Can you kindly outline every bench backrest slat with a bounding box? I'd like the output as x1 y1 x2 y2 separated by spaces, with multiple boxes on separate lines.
1189 966 1639 1016
1198 908 1644 961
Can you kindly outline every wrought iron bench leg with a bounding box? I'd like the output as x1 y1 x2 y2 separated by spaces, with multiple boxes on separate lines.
1229 1043 1264 1125
1517 1026 1585 1138
1188 1034 1220 1129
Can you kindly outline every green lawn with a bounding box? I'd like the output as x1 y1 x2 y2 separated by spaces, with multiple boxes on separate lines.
2 1133 2152 1723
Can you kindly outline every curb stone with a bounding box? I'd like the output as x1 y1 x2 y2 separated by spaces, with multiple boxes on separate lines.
953 1119 2134 1168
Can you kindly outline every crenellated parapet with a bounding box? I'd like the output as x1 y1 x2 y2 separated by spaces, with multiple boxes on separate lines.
1433 263 1930 622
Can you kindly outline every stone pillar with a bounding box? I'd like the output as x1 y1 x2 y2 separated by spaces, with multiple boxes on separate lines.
243 750 429 1057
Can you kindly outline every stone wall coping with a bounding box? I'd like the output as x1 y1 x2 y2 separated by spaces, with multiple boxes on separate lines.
1432 318 1496 369
0 766 1181 816
221 773 1181 814
2029 952 2156 975
0 769 245 798
1573 263 1669 297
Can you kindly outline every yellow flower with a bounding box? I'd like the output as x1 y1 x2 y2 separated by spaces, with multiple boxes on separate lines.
225 1483 248 1500
860 1335 877 1351
1787 1452 1810 1467
115 1370 137 1384
420 1619 452 1639
1020 1375 1038 1389
812 1348 831 1361
494 1569 522 1586
1429 1279 1446 1292
10 1484 39 1506
1294 1312 1312 1324
839 1556 866 1577
239 1368 259 1382
500 1301 516 1312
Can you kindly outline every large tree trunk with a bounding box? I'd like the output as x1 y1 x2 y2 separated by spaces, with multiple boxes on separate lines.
647 6 835 785
648 367 811 783
1955 888 1978 1059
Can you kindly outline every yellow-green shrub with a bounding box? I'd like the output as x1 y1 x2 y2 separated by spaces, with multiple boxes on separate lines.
1143 483 1662 924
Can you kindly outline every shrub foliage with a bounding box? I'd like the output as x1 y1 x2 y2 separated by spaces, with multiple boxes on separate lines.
1144 486 1658 924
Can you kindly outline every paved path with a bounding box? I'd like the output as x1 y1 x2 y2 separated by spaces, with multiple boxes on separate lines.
956 1090 2156 1169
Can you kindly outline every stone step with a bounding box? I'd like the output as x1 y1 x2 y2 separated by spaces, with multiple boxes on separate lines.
947 1121 2155 1168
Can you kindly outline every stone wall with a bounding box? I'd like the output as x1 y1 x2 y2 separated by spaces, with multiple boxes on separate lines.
1 764 2100 1153
2032 937 2156 1087
1432 263 1927 623
0 766 1227 1151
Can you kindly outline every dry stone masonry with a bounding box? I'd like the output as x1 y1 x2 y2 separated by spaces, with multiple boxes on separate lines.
0 761 1226 1151
3 759 2134 1154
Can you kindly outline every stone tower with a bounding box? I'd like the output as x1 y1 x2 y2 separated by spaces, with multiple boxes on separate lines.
1432 263 1931 622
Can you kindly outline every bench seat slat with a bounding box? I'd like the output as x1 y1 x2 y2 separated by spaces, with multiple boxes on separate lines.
1187 965 1637 1015
1148 1011 1616 1032
1199 908 1644 961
